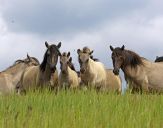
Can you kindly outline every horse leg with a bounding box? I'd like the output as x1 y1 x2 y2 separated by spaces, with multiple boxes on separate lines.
140 77 149 94
15 81 26 95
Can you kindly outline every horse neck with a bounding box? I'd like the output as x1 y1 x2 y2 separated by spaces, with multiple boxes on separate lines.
4 63 28 86
85 58 95 75
61 66 73 78
122 64 141 80
40 64 53 81
67 66 75 76
4 63 27 75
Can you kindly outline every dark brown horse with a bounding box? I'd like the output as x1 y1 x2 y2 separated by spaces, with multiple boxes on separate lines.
17 41 61 92
110 45 163 93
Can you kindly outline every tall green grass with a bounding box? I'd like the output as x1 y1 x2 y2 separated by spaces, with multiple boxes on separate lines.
0 89 163 128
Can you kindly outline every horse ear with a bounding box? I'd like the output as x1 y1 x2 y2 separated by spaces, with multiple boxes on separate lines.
27 53 31 61
121 45 125 50
110 45 114 51
89 50 94 55
67 52 70 57
57 42 61 48
45 41 49 48
69 57 72 62
77 49 81 54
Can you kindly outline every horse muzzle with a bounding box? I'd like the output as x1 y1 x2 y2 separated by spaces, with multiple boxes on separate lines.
113 69 119 75
50 65 56 73
80 69 85 74
61 70 67 74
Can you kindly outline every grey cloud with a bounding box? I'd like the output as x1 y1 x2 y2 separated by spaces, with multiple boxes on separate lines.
1 0 148 36
1 0 163 71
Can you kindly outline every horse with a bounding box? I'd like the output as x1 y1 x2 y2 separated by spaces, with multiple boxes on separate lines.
17 41 61 92
77 48 122 92
110 45 163 93
155 56 163 62
58 52 79 89
0 54 39 95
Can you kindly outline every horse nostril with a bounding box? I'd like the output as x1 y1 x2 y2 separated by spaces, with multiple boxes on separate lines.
50 66 56 73
62 70 66 74
113 69 119 75
80 69 85 74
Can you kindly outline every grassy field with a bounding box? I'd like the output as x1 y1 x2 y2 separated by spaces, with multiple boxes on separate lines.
0 89 163 128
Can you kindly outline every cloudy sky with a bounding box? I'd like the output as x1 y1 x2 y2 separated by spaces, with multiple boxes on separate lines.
0 0 163 71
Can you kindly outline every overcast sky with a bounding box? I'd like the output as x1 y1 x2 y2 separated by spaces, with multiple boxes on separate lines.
0 0 163 71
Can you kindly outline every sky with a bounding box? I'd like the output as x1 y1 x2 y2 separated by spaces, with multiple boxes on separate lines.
0 0 163 72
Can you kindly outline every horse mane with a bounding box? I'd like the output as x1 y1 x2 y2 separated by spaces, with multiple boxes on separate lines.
31 57 40 64
40 50 48 72
2 58 28 72
68 62 76 71
90 55 99 62
123 50 144 68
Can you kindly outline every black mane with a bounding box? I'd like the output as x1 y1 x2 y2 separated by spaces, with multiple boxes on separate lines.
123 50 144 68
68 62 76 71
40 50 48 72
90 55 99 62
31 57 40 64
40 44 60 72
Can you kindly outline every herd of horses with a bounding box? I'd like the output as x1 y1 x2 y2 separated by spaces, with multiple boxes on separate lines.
0 42 163 95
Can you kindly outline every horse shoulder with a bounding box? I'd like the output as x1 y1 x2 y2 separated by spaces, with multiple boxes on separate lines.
22 66 39 89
